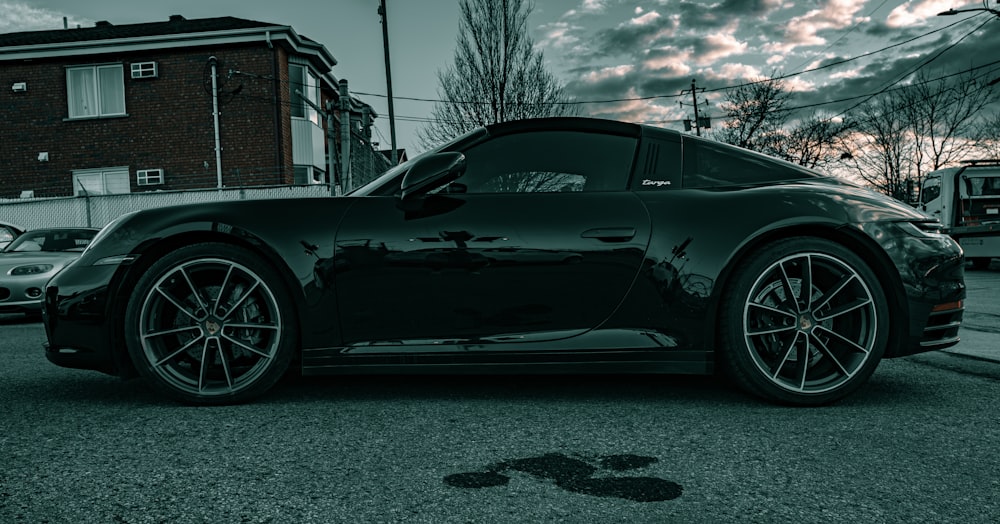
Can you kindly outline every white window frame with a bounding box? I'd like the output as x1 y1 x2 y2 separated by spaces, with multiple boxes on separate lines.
66 64 126 118
136 168 164 186
289 63 320 125
72 167 131 195
130 61 158 79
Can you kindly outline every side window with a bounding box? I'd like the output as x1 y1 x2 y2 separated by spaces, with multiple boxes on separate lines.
921 177 941 204
67 64 125 118
289 63 320 125
682 136 814 188
458 131 637 193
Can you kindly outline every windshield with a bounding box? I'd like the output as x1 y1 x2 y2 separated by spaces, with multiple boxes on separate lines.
349 127 489 197
4 229 97 253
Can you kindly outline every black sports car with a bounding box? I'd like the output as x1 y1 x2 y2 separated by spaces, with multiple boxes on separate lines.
42 117 965 405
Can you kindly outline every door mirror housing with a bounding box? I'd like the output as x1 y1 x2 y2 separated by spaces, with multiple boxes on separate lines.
399 152 467 201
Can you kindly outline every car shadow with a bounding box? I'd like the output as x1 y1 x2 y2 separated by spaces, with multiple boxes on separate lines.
0 313 41 325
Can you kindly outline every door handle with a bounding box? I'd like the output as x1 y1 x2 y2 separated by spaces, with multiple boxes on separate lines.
581 227 636 241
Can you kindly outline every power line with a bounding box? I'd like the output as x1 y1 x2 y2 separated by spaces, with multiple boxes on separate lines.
348 15 981 107
834 15 997 118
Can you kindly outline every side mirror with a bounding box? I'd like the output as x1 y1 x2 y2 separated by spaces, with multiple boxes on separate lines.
399 152 467 200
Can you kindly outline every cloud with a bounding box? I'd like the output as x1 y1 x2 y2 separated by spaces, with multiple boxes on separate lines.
0 1 89 33
581 0 607 14
537 21 582 49
763 0 868 54
695 27 748 65
581 64 636 83
886 0 958 28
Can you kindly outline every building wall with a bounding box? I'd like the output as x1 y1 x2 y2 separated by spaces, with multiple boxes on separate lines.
0 43 291 198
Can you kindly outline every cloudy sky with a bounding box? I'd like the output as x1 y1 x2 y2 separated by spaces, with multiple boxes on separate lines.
2 0 999 152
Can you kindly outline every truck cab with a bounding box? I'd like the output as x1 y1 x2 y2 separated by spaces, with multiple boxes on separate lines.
920 160 1000 270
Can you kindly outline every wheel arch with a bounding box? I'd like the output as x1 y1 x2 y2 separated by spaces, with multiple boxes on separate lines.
709 222 908 359
104 229 306 378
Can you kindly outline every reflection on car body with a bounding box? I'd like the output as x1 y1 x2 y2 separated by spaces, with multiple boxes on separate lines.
41 117 964 406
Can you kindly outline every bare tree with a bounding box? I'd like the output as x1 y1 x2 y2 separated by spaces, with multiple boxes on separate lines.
975 110 1000 160
841 95 917 200
417 0 574 150
713 75 791 154
897 70 995 179
777 113 855 170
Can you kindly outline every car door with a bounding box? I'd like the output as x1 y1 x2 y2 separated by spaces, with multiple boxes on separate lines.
333 128 651 350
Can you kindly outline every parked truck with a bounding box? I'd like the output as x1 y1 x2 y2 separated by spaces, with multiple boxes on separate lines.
919 159 1000 270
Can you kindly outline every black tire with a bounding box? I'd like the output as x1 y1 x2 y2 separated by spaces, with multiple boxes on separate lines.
718 237 889 406
124 242 296 405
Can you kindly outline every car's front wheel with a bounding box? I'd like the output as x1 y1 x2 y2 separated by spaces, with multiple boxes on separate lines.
124 243 296 404
719 237 888 405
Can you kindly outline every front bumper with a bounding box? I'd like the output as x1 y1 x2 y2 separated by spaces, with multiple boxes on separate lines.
43 262 122 375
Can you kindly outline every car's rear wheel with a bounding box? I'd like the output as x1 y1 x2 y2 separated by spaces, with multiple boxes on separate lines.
124 243 296 405
719 237 888 405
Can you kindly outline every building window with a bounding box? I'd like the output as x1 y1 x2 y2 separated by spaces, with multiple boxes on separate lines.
289 64 319 125
73 167 130 195
294 165 326 185
67 64 126 118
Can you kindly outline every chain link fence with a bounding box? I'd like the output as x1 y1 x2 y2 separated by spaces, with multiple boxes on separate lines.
348 130 395 190
0 184 332 230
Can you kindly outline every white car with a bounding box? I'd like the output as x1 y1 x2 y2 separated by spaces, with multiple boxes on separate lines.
0 221 24 250
0 227 98 317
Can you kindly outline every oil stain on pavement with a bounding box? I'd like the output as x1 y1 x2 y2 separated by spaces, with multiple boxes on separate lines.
443 453 682 502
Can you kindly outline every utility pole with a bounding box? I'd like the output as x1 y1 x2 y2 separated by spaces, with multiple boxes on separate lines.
339 79 353 192
378 0 398 165
209 56 223 187
680 79 707 136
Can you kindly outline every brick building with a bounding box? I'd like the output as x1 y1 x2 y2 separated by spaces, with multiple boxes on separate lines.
0 15 381 199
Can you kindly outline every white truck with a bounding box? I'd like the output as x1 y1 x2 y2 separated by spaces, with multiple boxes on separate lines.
919 159 1000 270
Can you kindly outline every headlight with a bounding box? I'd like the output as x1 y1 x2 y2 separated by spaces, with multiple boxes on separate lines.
10 264 54 275
897 220 947 238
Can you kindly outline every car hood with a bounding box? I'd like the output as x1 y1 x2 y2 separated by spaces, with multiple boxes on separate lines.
0 251 80 269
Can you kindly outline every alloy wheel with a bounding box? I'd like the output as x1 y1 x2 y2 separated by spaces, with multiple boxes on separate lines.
742 252 878 394
136 257 283 398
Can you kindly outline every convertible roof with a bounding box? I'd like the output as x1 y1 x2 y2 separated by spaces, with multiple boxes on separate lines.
486 117 641 138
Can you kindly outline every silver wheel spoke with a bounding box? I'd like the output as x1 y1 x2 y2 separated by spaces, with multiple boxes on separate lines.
778 262 801 314
223 322 278 331
218 344 234 390
154 285 199 321
815 325 871 355
802 255 813 312
811 274 855 312
213 265 235 317
815 297 872 322
179 266 208 314
143 325 201 341
771 331 800 380
747 325 797 336
809 334 850 376
153 333 206 367
219 279 262 321
797 336 810 390
748 302 797 318
197 338 211 392
222 333 274 359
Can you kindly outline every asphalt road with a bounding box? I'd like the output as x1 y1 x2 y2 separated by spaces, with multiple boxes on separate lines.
2 272 999 523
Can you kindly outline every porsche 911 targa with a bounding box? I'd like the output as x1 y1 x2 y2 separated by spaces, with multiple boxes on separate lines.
42 117 965 405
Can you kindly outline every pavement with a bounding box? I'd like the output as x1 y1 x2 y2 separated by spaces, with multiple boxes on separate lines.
940 259 1000 363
